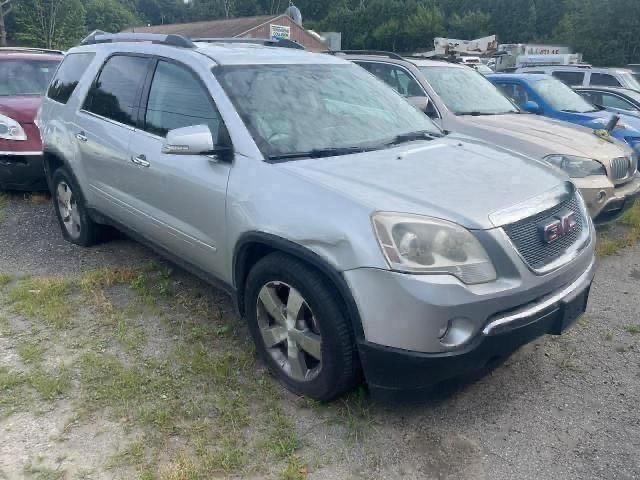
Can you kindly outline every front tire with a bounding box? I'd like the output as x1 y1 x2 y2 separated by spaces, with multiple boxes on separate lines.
51 167 104 247
244 253 360 401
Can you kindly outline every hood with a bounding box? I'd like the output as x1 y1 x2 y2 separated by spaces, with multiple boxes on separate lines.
278 136 566 230
0 96 42 123
562 109 640 135
452 113 630 161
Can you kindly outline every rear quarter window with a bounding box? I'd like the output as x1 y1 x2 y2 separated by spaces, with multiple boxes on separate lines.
589 73 621 87
551 70 585 86
47 53 95 104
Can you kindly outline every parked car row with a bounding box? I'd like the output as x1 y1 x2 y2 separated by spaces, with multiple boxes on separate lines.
0 35 635 400
334 52 640 224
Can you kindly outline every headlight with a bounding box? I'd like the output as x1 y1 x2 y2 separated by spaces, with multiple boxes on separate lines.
624 136 640 154
544 155 606 178
0 113 26 141
372 213 497 284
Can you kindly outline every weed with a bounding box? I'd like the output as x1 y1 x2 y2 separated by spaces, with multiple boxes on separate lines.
80 268 142 290
8 277 74 328
624 324 640 335
281 455 308 480
28 366 72 401
0 273 11 288
23 463 66 480
604 332 613 341
18 339 46 365
0 193 7 224
334 387 373 444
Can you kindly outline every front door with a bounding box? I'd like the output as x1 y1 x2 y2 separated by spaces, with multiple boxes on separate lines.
123 59 231 277
73 54 152 222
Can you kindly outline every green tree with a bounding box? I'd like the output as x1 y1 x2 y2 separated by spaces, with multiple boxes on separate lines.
447 10 491 39
15 0 86 49
86 0 138 32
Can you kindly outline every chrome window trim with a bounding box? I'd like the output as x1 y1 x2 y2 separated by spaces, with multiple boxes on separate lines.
77 109 136 132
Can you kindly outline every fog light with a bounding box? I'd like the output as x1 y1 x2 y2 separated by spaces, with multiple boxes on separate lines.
439 317 475 348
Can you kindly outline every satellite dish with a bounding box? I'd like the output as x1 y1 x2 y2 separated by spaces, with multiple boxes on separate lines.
285 5 302 26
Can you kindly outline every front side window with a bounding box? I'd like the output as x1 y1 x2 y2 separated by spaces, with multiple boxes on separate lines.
215 63 440 159
495 83 530 108
356 62 424 97
84 55 151 126
0 58 61 97
589 73 621 87
551 70 585 86
600 93 638 111
145 61 223 139
47 53 93 103
531 78 596 113
419 65 518 115
619 71 640 91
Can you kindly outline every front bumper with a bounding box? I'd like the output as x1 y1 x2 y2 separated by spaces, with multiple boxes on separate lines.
578 174 640 224
0 151 47 191
357 258 595 393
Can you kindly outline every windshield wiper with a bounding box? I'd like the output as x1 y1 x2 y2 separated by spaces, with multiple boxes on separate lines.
267 146 368 162
384 130 443 146
457 110 517 116
561 109 596 113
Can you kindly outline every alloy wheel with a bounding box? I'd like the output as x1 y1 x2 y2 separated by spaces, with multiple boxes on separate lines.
56 181 81 239
256 281 322 382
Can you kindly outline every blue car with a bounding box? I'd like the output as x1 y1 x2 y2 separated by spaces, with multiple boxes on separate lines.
488 73 640 153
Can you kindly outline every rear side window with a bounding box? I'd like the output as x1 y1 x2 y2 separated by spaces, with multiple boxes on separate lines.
84 55 151 127
47 53 94 104
496 83 530 108
552 71 585 86
589 73 621 87
144 60 223 139
355 62 424 97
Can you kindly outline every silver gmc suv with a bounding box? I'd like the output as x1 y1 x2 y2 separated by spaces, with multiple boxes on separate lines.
39 33 596 401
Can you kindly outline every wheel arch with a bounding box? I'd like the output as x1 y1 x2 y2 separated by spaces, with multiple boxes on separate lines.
233 232 365 339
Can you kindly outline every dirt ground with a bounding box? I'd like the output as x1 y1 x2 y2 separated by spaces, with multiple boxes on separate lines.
0 192 639 480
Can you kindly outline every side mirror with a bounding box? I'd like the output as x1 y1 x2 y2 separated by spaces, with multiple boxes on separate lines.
523 100 542 114
407 96 438 118
162 124 232 160
407 96 429 112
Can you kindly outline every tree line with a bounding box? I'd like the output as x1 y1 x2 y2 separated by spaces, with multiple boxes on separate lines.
2 0 640 66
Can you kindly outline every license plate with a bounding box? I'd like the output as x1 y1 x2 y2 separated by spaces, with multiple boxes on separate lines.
559 288 589 332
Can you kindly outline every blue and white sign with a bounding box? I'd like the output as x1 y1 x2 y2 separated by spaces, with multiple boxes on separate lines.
270 24 291 41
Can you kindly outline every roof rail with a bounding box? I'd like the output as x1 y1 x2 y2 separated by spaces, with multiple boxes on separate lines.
325 50 404 60
80 31 195 49
0 47 64 55
192 37 305 50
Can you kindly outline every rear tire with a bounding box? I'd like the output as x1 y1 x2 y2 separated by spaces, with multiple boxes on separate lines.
51 167 105 247
244 252 360 401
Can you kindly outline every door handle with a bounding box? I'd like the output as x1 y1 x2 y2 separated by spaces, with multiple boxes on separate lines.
76 132 88 142
131 154 150 168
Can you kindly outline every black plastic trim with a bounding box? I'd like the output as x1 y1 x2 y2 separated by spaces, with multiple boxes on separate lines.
233 231 365 339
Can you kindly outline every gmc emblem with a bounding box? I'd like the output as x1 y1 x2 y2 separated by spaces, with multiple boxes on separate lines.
540 210 578 244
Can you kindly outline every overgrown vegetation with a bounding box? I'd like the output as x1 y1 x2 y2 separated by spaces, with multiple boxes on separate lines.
4 0 640 66
596 203 640 257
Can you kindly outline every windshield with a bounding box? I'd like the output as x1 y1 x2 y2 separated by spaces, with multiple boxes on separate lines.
419 65 518 115
215 64 440 159
531 77 597 113
619 71 640 91
0 59 61 96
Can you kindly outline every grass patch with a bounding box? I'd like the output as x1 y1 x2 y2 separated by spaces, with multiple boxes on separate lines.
0 366 29 415
27 366 72 401
23 462 66 480
281 455 308 480
18 339 46 365
0 192 7 224
624 324 640 335
597 203 640 256
8 277 74 328
333 387 373 444
0 273 11 288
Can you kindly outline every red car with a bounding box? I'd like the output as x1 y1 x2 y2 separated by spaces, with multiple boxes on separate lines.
0 48 63 190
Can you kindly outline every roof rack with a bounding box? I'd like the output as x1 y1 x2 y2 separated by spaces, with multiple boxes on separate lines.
192 37 305 50
0 47 64 55
80 31 195 48
325 50 404 60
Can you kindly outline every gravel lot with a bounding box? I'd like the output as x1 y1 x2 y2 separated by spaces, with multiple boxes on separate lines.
0 192 639 480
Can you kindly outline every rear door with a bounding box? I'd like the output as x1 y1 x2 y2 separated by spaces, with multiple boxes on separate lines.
72 54 151 221
123 58 231 276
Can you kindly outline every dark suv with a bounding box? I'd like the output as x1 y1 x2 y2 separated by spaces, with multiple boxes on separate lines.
0 48 63 191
